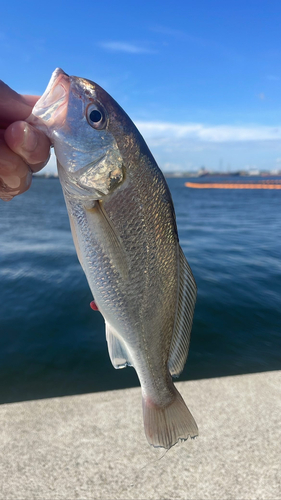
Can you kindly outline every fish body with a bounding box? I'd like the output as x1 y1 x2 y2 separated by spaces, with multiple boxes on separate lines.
29 69 198 448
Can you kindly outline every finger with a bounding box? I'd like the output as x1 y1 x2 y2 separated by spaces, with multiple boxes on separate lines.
4 121 51 172
0 135 32 201
0 81 39 127
21 95 41 108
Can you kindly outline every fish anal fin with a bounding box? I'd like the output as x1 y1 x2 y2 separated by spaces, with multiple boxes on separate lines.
168 246 197 377
105 322 133 369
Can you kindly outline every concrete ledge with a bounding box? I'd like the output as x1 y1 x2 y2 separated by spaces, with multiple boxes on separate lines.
0 371 280 499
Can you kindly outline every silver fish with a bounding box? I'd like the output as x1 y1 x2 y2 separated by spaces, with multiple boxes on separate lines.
29 68 198 448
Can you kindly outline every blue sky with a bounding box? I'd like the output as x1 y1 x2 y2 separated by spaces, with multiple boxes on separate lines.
1 0 281 173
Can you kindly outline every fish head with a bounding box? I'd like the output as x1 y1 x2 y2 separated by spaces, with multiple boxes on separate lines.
28 68 126 200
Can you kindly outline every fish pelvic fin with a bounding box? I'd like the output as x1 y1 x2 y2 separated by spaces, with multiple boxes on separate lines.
168 246 197 377
105 322 133 369
142 385 198 449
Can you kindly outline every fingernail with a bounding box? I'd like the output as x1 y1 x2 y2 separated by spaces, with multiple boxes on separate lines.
0 195 13 202
0 176 16 201
22 124 38 152
0 166 33 201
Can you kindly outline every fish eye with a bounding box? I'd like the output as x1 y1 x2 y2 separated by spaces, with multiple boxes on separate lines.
86 103 107 130
89 109 102 122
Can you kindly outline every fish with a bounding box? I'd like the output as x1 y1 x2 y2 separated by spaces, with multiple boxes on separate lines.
28 68 198 449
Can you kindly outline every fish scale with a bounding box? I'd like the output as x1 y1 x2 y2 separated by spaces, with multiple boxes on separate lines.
29 68 198 449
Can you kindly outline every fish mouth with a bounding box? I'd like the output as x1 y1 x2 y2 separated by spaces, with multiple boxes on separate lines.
27 68 70 135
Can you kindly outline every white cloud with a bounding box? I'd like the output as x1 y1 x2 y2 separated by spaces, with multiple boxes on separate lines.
41 122 281 175
99 41 156 54
134 121 281 172
40 150 57 175
135 121 281 143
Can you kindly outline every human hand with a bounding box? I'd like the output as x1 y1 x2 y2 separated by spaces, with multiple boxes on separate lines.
0 80 51 201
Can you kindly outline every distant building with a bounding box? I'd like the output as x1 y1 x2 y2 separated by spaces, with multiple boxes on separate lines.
248 169 260 176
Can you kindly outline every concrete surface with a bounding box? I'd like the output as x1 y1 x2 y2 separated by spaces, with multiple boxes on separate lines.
0 371 280 500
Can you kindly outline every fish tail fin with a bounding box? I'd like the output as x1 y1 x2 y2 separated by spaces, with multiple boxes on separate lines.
142 386 198 449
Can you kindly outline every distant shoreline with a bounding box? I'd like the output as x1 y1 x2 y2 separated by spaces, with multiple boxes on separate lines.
34 172 281 180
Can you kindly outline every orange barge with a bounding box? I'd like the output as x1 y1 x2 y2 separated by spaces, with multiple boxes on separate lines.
185 181 281 189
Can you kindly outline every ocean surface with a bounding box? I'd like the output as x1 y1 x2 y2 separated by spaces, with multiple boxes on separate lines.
1 176 281 403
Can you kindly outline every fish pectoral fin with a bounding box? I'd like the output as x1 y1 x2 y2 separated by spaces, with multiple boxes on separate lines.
105 322 133 369
87 201 129 280
68 209 85 271
168 246 197 377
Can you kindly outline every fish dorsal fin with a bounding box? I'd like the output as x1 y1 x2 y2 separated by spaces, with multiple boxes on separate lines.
168 246 197 377
105 322 133 369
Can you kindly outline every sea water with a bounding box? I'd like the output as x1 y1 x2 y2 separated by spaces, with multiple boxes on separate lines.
0 176 280 403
